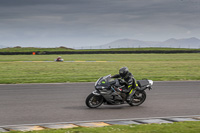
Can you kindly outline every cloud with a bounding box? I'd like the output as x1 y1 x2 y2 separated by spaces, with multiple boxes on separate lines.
0 0 200 47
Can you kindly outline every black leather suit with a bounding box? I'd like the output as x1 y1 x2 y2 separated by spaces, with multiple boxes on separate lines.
111 72 139 101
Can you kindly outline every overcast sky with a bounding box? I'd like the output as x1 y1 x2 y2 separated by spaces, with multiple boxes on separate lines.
0 0 200 48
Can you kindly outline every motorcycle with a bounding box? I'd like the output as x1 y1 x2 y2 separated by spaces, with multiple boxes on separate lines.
55 58 64 62
85 74 153 108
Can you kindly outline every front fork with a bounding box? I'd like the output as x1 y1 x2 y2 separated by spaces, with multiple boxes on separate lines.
92 90 101 96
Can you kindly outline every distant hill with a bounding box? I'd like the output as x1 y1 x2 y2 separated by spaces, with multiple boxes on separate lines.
1 37 200 49
161 37 200 48
100 39 159 49
94 37 200 49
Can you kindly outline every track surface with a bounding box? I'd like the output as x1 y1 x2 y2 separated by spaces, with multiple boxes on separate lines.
0 81 199 126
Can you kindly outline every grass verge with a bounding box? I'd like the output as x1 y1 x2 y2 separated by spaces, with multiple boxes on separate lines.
0 54 199 84
0 47 199 52
6 121 200 133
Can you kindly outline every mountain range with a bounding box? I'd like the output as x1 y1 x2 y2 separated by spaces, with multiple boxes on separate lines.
97 37 200 49
0 37 200 49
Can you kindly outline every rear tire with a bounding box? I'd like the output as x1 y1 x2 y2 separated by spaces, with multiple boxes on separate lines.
128 91 146 106
85 93 104 108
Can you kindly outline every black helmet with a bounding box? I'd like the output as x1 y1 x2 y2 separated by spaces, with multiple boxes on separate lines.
119 67 129 78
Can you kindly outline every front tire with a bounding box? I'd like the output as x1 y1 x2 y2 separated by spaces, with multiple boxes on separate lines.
128 91 146 106
85 93 104 108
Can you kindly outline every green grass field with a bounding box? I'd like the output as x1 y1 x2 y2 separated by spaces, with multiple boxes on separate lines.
0 54 199 84
0 47 199 52
6 121 200 133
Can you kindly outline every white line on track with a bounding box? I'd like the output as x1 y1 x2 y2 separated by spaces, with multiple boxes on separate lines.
0 80 199 86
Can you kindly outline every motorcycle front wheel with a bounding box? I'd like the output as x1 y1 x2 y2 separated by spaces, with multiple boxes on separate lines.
128 91 146 106
85 93 104 108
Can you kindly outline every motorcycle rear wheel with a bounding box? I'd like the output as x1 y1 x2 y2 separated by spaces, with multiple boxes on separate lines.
128 91 146 106
85 93 104 108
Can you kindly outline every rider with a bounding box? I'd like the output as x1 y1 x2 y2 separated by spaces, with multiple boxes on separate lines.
56 56 62 61
111 67 140 102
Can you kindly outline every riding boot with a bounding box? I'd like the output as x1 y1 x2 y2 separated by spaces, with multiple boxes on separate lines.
126 90 136 102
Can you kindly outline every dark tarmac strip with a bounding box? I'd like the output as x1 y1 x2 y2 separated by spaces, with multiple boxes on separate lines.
0 81 199 126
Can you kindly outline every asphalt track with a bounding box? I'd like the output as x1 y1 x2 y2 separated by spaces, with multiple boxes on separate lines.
0 81 199 126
